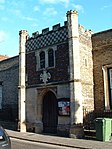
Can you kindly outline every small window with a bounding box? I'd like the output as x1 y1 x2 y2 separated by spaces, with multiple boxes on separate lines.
40 51 45 69
85 59 87 67
48 49 54 67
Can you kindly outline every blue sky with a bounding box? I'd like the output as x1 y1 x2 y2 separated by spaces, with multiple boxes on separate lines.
0 0 112 57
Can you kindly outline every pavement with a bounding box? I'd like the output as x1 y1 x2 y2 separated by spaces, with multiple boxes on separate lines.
6 129 112 149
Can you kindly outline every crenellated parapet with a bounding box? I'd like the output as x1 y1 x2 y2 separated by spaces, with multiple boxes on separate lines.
30 22 92 39
26 13 93 53
26 22 68 52
78 24 93 47
78 24 93 37
31 21 67 38
32 31 39 38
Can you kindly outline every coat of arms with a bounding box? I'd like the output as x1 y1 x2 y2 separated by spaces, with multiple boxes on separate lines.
40 70 51 85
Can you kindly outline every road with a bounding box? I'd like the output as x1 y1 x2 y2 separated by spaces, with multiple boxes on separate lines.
11 138 77 149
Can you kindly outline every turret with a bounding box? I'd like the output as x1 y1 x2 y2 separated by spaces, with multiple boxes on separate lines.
67 10 84 138
19 30 28 132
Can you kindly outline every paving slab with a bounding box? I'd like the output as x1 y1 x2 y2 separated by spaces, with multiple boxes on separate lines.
6 129 112 149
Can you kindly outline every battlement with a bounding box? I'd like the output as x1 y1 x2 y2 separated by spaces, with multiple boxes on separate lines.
26 21 68 52
32 31 39 38
67 10 78 15
26 14 93 52
78 24 93 37
31 21 92 39
31 21 67 38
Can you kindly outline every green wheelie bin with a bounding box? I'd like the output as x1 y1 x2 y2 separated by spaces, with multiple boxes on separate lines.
95 118 112 141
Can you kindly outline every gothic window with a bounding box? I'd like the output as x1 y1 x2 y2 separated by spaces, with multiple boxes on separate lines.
40 51 45 69
48 49 54 67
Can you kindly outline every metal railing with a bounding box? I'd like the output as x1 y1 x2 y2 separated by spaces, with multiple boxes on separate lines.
83 108 112 130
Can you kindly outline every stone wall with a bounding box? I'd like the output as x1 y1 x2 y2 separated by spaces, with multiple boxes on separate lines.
0 56 19 121
79 29 94 111
26 84 70 136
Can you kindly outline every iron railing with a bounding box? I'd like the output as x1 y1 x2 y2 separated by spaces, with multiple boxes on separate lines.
83 108 112 130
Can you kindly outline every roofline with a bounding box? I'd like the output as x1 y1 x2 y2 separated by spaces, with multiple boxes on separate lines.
92 29 112 37
0 55 19 64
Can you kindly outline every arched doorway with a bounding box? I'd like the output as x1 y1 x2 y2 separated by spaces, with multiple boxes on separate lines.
42 91 58 134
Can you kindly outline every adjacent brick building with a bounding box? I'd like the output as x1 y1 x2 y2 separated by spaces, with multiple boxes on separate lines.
92 29 112 112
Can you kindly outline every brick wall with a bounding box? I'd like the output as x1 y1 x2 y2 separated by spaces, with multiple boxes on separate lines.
26 42 69 86
92 29 112 112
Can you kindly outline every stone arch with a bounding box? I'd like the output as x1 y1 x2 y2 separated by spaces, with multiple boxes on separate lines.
42 89 58 133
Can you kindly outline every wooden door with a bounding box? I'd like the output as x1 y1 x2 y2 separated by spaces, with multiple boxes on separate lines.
43 91 58 133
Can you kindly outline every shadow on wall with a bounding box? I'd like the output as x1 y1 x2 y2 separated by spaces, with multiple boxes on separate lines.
70 100 83 125
83 108 95 130
0 104 18 122
83 108 112 130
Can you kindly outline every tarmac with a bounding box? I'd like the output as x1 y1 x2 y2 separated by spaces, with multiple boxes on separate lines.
6 129 112 149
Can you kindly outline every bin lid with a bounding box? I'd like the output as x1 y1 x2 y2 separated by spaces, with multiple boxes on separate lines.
95 118 105 122
95 118 111 122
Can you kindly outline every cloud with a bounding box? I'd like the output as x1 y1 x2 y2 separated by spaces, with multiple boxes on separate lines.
40 0 59 3
101 4 112 10
1 17 9 22
0 31 7 43
71 4 84 13
32 23 38 27
22 16 37 21
0 0 5 10
39 0 69 6
33 6 40 12
0 5 4 10
43 7 57 16
0 0 5 3
10 9 38 22
11 9 21 16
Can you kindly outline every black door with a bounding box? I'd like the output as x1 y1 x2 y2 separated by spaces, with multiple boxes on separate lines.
43 91 58 133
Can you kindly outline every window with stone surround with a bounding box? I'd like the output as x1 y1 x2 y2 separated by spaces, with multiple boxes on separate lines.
40 51 45 69
108 68 112 109
103 65 112 110
35 46 56 70
48 48 54 67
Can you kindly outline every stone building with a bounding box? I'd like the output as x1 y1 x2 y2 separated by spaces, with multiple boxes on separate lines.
0 56 19 122
1 10 111 138
18 10 94 138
